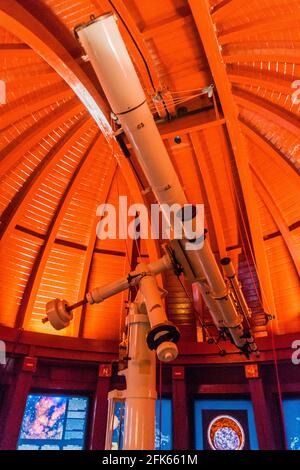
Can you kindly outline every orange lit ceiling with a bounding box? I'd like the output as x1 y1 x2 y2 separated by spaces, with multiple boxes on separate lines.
0 0 299 343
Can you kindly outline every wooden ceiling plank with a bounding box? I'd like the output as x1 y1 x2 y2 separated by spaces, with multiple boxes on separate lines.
229 73 295 98
18 131 102 330
0 115 92 246
241 122 300 184
76 160 118 337
218 12 300 45
0 43 34 58
211 0 256 21
0 0 111 137
251 165 300 278
0 83 74 130
190 131 227 258
141 15 192 39
0 98 84 175
189 0 277 316
234 91 300 139
224 54 300 65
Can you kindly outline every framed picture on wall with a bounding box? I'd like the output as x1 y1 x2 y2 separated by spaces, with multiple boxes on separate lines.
17 394 89 450
194 398 259 450
202 409 250 450
283 397 300 450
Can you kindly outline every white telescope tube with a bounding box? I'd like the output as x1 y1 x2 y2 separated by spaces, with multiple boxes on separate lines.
191 240 227 298
179 239 246 345
86 276 132 304
76 15 186 209
76 14 248 351
122 302 156 450
86 255 173 304
221 257 251 320
147 253 173 275
193 282 224 329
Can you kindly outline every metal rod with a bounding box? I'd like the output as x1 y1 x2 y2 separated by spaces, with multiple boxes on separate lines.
65 298 88 312
42 298 87 324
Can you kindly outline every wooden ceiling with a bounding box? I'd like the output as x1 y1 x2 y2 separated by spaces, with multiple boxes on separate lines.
0 0 299 343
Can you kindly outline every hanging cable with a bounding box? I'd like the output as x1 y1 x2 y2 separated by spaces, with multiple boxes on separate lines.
148 90 209 113
270 320 288 449
108 0 156 92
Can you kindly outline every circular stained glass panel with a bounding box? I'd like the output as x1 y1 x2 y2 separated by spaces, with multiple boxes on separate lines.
207 415 245 450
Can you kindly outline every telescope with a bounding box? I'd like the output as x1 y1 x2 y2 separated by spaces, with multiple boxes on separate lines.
44 13 261 449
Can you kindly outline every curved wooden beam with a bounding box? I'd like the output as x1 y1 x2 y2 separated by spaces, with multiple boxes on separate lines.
0 0 111 137
0 115 92 245
189 0 277 316
229 73 294 99
251 165 300 278
218 12 300 45
224 53 300 65
0 97 84 174
241 122 300 182
0 82 74 130
234 90 300 138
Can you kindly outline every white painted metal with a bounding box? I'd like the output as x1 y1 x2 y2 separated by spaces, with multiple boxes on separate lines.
76 14 145 115
147 253 173 275
46 298 72 330
121 303 156 450
76 13 248 350
105 389 125 450
86 276 133 304
76 14 186 212
86 254 172 305
221 257 251 320
137 263 178 362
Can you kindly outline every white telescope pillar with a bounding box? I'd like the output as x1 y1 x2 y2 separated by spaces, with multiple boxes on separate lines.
136 263 179 362
121 302 156 450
